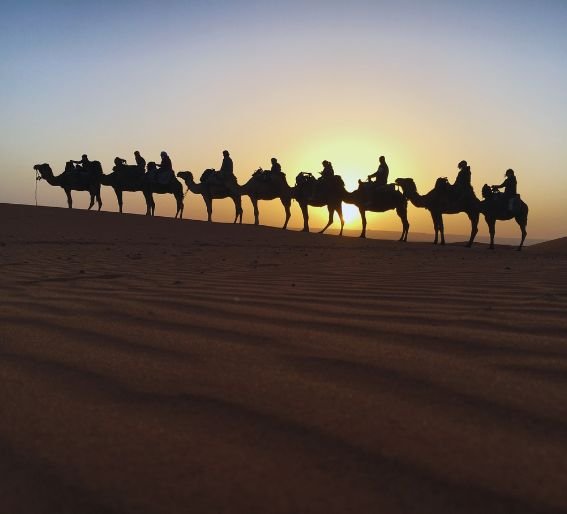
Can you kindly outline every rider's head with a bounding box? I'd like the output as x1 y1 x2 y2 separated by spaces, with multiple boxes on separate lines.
458 160 467 169
134 151 140 157
223 150 230 157
379 155 385 163
81 154 88 161
505 168 515 177
161 151 167 158
271 157 277 164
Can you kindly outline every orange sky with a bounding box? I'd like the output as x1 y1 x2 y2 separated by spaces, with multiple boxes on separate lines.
1 1 566 240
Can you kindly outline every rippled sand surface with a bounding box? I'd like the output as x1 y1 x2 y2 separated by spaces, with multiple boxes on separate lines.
1 203 566 514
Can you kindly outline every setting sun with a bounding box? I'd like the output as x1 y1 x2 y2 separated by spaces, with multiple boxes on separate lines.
342 203 360 224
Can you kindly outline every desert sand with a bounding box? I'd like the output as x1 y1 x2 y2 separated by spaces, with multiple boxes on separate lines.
1 202 566 514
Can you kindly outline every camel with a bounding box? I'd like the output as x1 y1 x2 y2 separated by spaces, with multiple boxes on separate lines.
100 164 145 213
343 181 410 240
33 163 103 210
177 170 243 223
240 169 292 228
480 185 528 250
143 162 184 218
292 172 346 235
395 177 480 246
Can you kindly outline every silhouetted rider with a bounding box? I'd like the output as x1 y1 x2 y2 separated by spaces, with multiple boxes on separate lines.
454 160 472 190
134 151 146 170
270 157 282 175
368 156 389 187
492 169 518 211
157 151 172 172
71 154 91 172
320 160 334 180
219 150 234 179
113 157 127 171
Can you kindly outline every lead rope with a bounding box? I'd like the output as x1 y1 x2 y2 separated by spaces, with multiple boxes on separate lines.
35 170 41 206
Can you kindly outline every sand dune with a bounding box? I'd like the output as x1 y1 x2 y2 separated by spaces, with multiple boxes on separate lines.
1 203 567 514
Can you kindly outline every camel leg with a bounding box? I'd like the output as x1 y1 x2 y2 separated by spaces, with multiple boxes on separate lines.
65 189 73 209
176 193 184 219
431 212 438 244
359 208 367 238
96 189 102 211
204 197 213 222
300 203 309 232
319 206 335 234
282 198 291 229
115 188 123 213
466 211 479 248
516 215 527 251
143 192 152 216
234 197 243 224
397 205 409 242
252 198 260 225
487 218 496 250
337 205 344 236
439 214 445 245
88 193 95 210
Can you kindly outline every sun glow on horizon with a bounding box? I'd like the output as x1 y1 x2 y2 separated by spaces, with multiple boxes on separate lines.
342 204 360 225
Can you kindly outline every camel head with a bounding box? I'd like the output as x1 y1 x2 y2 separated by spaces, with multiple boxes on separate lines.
395 178 417 196
176 171 193 184
33 163 53 177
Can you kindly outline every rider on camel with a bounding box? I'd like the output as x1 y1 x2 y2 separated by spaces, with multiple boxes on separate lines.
270 157 283 176
156 151 174 182
492 169 518 211
320 160 334 180
367 156 389 189
454 160 472 191
134 151 146 171
71 154 91 173
219 150 234 180
113 157 127 171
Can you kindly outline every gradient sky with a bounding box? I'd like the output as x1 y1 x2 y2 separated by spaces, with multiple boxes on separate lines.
1 0 566 238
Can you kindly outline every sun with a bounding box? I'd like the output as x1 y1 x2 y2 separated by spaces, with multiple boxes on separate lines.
342 204 360 225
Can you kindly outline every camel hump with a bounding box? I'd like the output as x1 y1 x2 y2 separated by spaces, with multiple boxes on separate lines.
90 161 103 175
333 175 345 187
200 169 216 183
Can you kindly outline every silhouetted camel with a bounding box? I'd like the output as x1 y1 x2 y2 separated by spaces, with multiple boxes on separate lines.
100 165 145 213
33 163 102 210
240 169 292 228
395 178 480 246
480 185 528 250
343 181 409 240
177 170 243 223
144 162 184 218
293 173 346 235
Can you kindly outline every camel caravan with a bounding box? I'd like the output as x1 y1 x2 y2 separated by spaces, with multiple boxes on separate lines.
33 151 528 250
